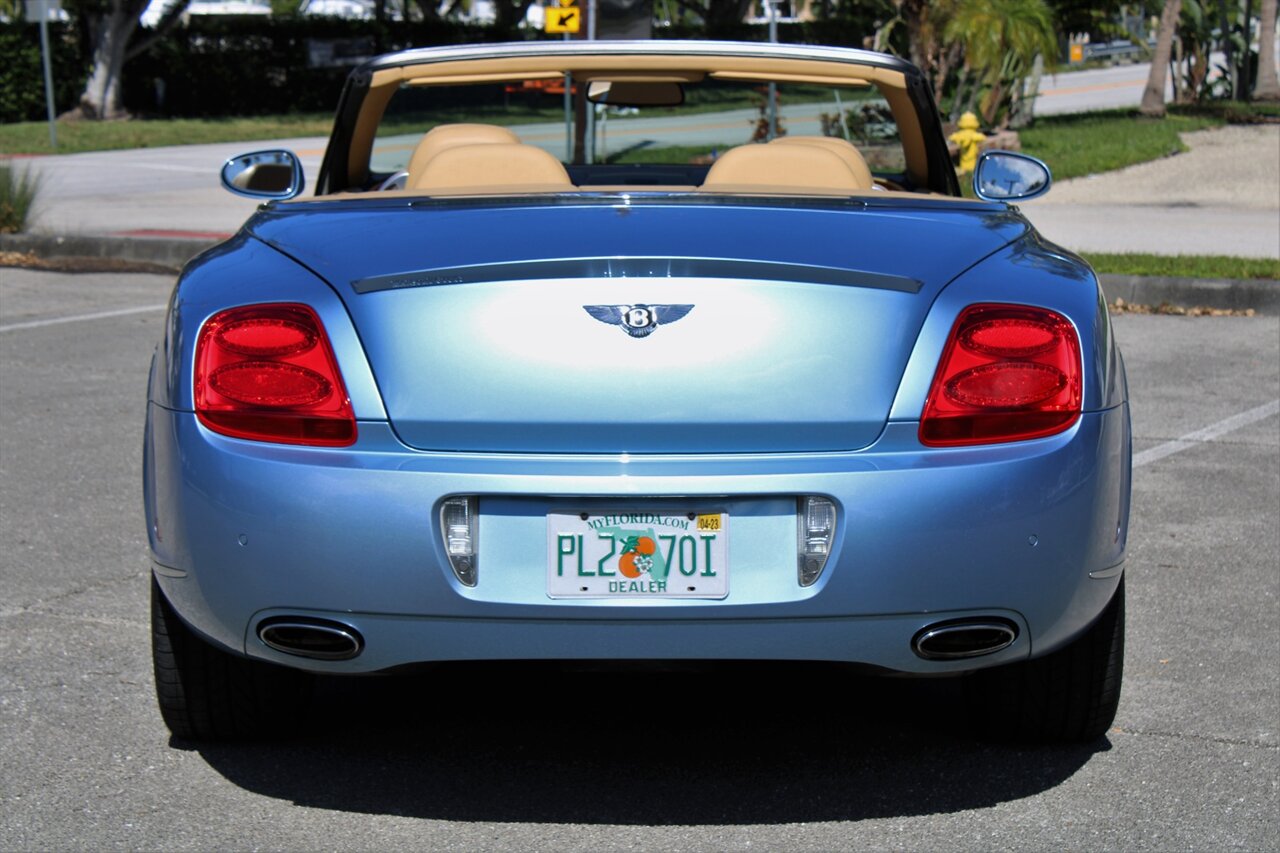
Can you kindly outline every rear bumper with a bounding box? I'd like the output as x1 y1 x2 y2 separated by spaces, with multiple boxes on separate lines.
145 404 1130 675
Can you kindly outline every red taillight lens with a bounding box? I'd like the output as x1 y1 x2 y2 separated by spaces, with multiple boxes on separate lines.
195 304 356 446
920 304 1081 446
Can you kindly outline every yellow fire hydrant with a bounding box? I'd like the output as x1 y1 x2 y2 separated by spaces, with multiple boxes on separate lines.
949 112 986 174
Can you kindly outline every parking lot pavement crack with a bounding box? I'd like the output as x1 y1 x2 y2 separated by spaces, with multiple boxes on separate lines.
1116 727 1279 750
0 570 149 620
15 610 147 630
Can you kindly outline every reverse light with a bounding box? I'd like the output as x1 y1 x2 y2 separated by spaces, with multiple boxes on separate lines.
194 304 356 446
798 496 836 587
920 304 1082 446
440 497 478 586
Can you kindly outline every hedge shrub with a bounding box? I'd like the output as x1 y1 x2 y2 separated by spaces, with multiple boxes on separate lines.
0 15 884 123
0 23 90 124
123 18 528 117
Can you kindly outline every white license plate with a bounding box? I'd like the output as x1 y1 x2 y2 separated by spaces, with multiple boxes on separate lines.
546 511 729 599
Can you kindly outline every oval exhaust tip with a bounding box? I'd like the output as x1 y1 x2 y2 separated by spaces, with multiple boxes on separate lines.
258 619 363 661
913 620 1017 660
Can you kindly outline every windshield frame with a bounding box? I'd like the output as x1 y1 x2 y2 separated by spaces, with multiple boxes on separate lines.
316 40 959 198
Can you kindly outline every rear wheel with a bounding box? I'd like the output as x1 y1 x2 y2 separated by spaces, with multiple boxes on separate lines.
965 577 1125 743
151 577 313 741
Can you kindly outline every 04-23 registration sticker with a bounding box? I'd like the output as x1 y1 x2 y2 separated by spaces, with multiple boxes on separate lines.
546 511 729 599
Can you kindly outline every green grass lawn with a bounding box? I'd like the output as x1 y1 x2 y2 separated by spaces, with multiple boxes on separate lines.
0 83 863 156
0 115 338 155
4 99 1274 178
1081 252 1280 281
0 107 588 156
604 143 729 165
1018 102 1279 181
1018 110 1223 181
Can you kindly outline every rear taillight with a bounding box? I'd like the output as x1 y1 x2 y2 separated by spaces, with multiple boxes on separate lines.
194 304 356 446
920 304 1081 446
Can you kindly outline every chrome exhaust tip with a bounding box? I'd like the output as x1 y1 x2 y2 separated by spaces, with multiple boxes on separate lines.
912 619 1018 660
258 618 363 661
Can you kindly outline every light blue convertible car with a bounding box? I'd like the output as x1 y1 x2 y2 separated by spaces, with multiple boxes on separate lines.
144 40 1130 742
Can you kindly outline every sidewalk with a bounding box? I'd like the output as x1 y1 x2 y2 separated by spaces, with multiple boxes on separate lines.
16 135 328 238
1020 124 1280 258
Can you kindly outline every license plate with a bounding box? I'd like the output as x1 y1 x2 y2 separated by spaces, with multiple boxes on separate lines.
547 511 729 599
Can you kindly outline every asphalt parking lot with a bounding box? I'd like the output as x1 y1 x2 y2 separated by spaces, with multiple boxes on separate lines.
1 269 1276 850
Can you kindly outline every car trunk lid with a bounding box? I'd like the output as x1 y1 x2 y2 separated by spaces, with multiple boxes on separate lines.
249 197 1025 453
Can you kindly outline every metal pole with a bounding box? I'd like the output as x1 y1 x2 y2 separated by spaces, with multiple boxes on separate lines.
39 0 58 150
832 88 850 140
564 34 572 161
767 0 778 141
584 0 596 164
599 105 607 161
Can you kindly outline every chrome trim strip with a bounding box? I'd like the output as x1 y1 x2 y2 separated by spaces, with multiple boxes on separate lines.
352 256 922 295
1089 561 1125 579
361 39 918 78
152 562 188 579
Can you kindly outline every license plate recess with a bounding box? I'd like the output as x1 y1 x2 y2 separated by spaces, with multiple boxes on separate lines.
547 511 728 599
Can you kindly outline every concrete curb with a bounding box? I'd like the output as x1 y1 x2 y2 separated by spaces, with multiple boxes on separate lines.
3 232 1277 315
0 232 222 270
1098 274 1280 315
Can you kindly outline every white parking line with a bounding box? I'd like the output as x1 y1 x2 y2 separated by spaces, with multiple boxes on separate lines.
1134 399 1280 468
0 304 167 333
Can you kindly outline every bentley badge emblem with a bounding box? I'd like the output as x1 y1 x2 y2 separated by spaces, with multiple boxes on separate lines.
583 304 694 338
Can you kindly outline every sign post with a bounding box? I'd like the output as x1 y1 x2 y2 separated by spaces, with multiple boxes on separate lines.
546 1 579 160
546 0 581 162
766 0 778 141
25 0 59 150
584 0 596 164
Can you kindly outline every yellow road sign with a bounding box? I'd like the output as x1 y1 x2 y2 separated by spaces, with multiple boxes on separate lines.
545 4 580 33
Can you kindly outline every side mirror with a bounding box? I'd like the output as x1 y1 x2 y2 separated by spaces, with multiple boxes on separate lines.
972 150 1051 202
221 149 305 200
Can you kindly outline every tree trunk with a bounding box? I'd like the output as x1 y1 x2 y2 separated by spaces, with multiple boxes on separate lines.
1170 35 1183 102
1257 0 1280 100
1220 0 1237 100
494 0 536 32
1141 0 1182 117
932 41 962 101
76 0 151 120
414 0 443 23
980 79 1005 127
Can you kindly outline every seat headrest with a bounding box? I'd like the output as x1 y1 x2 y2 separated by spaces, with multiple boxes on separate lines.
769 135 874 189
407 123 521 184
410 143 574 194
699 144 862 195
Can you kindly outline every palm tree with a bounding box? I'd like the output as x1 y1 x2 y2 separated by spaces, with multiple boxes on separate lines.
1256 0 1280 100
944 0 1058 127
1141 0 1182 116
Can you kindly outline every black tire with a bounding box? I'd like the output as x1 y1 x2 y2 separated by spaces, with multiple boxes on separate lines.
151 577 313 741
964 577 1125 743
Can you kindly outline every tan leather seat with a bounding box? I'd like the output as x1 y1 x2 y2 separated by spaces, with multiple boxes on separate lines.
769 135 875 190
698 143 862 195
406 123 521 187
410 143 574 194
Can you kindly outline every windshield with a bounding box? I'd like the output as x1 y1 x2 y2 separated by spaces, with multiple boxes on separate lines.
370 77 909 185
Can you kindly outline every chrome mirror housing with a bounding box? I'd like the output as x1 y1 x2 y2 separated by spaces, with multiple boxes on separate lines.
973 150 1052 202
221 149 305 200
